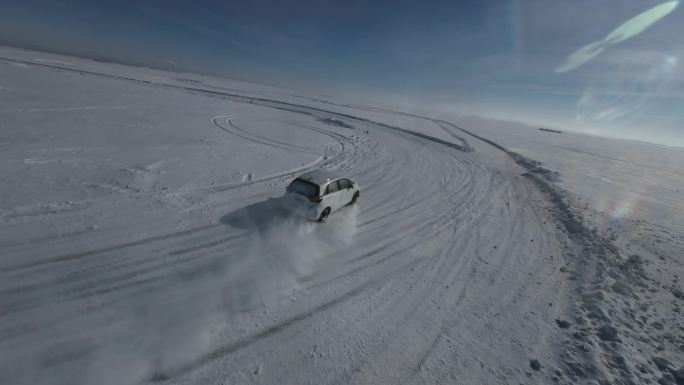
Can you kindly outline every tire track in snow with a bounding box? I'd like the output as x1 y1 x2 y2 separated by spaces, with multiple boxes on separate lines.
218 117 322 154
190 115 352 194
0 223 222 274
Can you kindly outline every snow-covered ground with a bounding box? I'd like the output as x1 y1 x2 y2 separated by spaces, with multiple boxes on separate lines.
0 45 682 385
442 117 684 384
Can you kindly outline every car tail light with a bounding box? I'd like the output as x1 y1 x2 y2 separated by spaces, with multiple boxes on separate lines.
309 196 322 203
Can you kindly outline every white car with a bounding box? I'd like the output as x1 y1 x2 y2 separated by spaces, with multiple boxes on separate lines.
284 169 360 222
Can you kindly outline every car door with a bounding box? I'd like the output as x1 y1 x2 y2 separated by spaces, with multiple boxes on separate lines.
323 180 341 211
337 178 352 205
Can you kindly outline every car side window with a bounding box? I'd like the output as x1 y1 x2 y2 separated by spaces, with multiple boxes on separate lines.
338 178 349 190
325 181 339 195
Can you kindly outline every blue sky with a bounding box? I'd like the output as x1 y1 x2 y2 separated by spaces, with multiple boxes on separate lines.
1 0 683 145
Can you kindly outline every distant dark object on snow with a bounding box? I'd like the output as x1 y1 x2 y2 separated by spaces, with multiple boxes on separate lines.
555 318 571 329
671 367 684 384
652 356 671 371
597 324 619 341
530 359 542 371
539 127 563 134
319 117 354 129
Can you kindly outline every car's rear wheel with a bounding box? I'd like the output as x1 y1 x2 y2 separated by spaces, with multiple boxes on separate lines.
350 191 359 205
318 207 331 222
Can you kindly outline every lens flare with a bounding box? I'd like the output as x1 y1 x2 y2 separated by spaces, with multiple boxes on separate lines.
556 41 606 73
575 52 679 127
611 195 636 222
604 1 679 45
556 1 679 73
593 191 640 233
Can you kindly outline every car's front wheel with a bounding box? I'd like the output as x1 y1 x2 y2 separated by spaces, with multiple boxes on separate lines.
318 207 331 222
350 191 359 205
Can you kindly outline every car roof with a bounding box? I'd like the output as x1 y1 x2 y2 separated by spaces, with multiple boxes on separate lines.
297 169 343 185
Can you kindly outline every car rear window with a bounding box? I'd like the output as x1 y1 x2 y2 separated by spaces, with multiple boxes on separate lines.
287 179 319 197
325 181 340 194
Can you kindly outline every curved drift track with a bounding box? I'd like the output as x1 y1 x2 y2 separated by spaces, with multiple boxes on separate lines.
0 75 575 385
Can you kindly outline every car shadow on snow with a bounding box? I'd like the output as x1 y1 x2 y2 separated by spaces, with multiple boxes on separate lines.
219 196 299 232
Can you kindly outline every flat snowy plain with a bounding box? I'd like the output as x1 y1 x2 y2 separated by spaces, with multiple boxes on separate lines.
1 45 682 385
